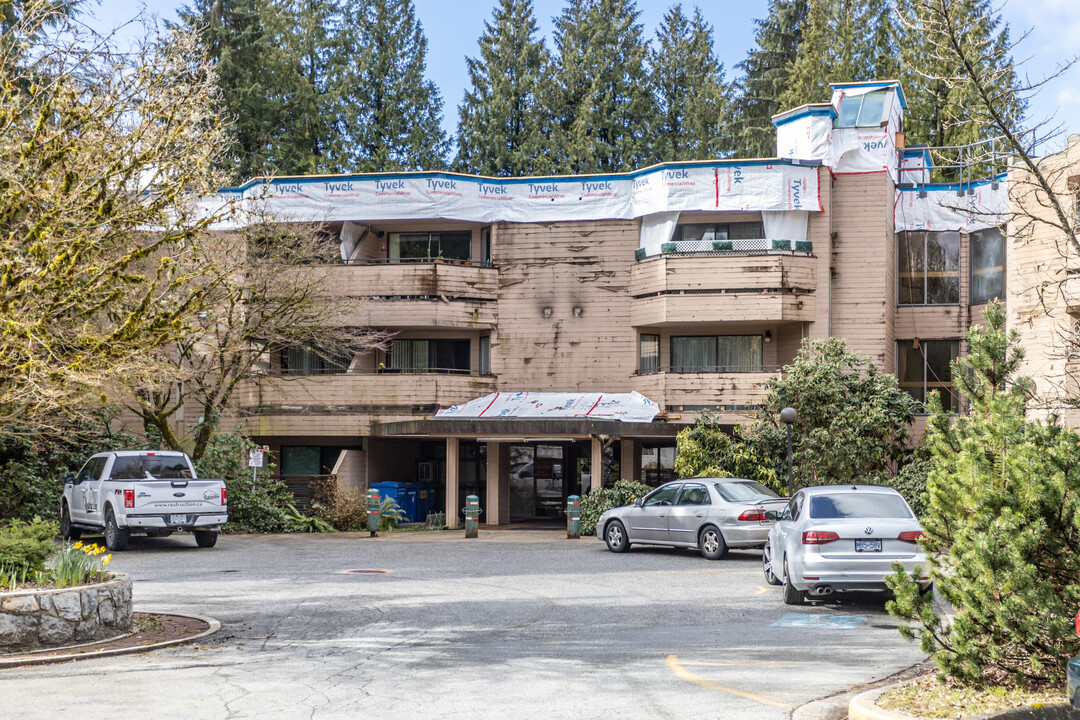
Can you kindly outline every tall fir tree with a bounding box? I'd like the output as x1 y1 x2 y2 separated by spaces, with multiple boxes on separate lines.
781 0 898 108
731 0 808 158
339 0 449 172
895 0 1024 157
648 5 732 162
454 0 553 176
550 0 657 173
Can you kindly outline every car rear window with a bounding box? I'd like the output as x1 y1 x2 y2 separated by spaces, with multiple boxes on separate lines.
110 456 192 480
714 481 780 502
809 493 912 519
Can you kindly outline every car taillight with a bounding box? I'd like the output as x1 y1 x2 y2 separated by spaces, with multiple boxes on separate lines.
802 530 839 544
221 487 227 506
123 489 134 508
738 509 764 522
898 530 925 543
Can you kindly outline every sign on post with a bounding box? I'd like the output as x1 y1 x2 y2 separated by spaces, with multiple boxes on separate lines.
248 449 265 468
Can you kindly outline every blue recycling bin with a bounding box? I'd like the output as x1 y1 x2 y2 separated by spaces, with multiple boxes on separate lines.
370 482 420 523
407 483 435 520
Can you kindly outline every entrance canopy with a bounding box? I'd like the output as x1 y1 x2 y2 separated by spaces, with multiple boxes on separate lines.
436 391 661 422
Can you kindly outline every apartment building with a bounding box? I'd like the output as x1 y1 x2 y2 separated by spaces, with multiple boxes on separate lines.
218 80 1024 528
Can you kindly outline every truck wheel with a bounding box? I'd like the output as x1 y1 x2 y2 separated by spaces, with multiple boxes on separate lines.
60 503 81 541
104 507 130 551
194 530 218 548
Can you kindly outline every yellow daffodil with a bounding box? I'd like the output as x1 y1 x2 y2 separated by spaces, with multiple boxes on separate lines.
73 541 83 549
103 556 111 566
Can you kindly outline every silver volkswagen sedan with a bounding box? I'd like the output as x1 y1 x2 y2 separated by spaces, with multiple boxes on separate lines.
596 478 789 560
762 485 931 605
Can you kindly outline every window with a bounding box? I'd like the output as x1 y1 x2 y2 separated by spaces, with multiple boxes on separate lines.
677 484 711 506
639 334 660 373
670 335 763 372
388 231 471 262
111 456 192 480
388 338 471 374
898 231 961 305
675 222 765 245
809 493 913 519
643 484 681 507
76 457 106 482
714 481 779 503
897 339 959 412
480 227 492 265
641 444 676 486
479 336 490 375
280 346 348 375
835 89 889 128
970 228 1005 304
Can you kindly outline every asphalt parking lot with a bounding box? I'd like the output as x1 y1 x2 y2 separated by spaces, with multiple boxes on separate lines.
0 530 925 719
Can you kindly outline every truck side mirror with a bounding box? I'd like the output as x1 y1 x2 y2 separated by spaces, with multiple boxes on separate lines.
63 472 75 484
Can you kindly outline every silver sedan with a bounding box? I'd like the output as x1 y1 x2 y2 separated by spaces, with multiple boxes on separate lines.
596 478 789 560
762 485 931 605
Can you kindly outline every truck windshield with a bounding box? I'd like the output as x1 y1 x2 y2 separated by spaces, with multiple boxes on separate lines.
110 456 192 480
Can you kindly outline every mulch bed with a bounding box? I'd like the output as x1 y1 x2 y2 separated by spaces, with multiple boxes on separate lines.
0 613 210 665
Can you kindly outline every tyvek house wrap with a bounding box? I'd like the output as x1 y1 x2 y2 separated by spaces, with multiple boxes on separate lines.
436 391 661 423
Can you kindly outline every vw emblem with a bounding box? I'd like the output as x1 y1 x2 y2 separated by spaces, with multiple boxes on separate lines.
864 526 874 535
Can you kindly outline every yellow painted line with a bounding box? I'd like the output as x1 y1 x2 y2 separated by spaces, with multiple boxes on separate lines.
665 655 788 708
755 586 779 595
681 661 804 668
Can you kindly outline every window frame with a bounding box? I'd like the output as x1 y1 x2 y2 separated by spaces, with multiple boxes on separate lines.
675 222 765 244
896 339 960 413
969 227 1006 306
835 89 891 128
898 231 961 306
387 338 472 375
639 334 660 374
388 231 473 263
669 334 764 373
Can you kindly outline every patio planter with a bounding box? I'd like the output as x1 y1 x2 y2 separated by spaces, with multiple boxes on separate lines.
634 247 647 260
0 573 133 653
712 240 734 251
661 242 678 254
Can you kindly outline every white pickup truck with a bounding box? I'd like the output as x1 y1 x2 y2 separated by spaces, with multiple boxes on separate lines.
60 450 228 551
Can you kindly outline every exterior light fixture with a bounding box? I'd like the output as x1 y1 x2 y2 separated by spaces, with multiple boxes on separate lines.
542 307 553 318
780 407 798 496
764 330 772 343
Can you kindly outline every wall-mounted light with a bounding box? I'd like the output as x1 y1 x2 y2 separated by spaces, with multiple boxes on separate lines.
913 337 920 349
764 330 772 343
542 307 553 318
573 306 583 317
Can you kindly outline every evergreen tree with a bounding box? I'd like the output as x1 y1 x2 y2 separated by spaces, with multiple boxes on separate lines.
339 0 449 172
648 5 731 162
732 0 808 158
550 0 657 173
781 0 898 108
454 0 553 176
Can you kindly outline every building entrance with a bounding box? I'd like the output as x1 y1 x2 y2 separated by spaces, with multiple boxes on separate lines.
508 442 589 522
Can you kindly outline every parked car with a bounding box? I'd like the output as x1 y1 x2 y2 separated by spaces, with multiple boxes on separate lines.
61 450 228 551
762 485 930 605
597 478 788 560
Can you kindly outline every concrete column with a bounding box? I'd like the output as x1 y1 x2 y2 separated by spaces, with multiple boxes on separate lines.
445 438 460 529
590 436 603 492
620 439 637 484
485 442 502 525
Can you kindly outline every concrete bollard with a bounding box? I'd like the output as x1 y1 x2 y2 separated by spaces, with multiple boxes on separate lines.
566 495 581 539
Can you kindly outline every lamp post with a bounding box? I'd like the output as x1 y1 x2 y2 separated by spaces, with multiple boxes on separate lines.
780 407 798 496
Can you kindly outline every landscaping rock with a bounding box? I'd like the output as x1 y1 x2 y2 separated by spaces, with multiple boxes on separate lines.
51 592 82 622
0 613 37 647
80 590 97 620
37 615 75 645
97 597 115 625
1 596 38 614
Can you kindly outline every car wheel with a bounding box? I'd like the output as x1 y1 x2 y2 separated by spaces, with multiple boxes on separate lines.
194 530 218 548
104 507 130 552
762 542 781 585
60 502 81 541
604 520 630 553
782 557 806 606
698 525 727 560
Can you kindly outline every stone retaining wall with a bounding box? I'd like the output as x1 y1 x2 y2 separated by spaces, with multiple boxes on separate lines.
0 573 133 653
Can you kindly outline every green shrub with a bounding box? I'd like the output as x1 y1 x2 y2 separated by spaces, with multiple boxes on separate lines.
379 497 407 531
284 505 335 533
580 481 652 536
199 431 292 533
309 478 367 531
890 455 929 519
0 517 58 573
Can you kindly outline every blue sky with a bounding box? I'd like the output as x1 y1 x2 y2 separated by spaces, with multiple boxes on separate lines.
85 0 1079 152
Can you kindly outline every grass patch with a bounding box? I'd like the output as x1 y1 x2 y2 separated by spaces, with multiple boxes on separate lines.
878 673 1065 719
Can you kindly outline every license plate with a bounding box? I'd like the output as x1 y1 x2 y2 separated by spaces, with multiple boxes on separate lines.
855 539 882 552
170 514 188 525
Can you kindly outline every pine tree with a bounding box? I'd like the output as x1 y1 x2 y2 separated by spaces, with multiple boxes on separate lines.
648 5 732 162
339 0 449 172
550 0 657 173
781 0 899 108
731 0 808 158
454 0 553 176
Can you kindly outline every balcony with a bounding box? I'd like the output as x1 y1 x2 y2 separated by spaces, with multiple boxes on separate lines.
632 369 779 419
630 254 817 326
233 371 496 437
320 261 498 328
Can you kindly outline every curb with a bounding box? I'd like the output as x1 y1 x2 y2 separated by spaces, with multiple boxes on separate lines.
849 687 918 720
0 612 221 669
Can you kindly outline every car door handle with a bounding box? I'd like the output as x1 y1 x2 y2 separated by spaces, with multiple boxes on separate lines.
658 514 665 518
695 513 703 518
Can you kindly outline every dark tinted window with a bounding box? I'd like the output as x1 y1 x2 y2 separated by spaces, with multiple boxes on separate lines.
970 228 1005 304
715 481 780 502
809 493 913 519
110 456 192 480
